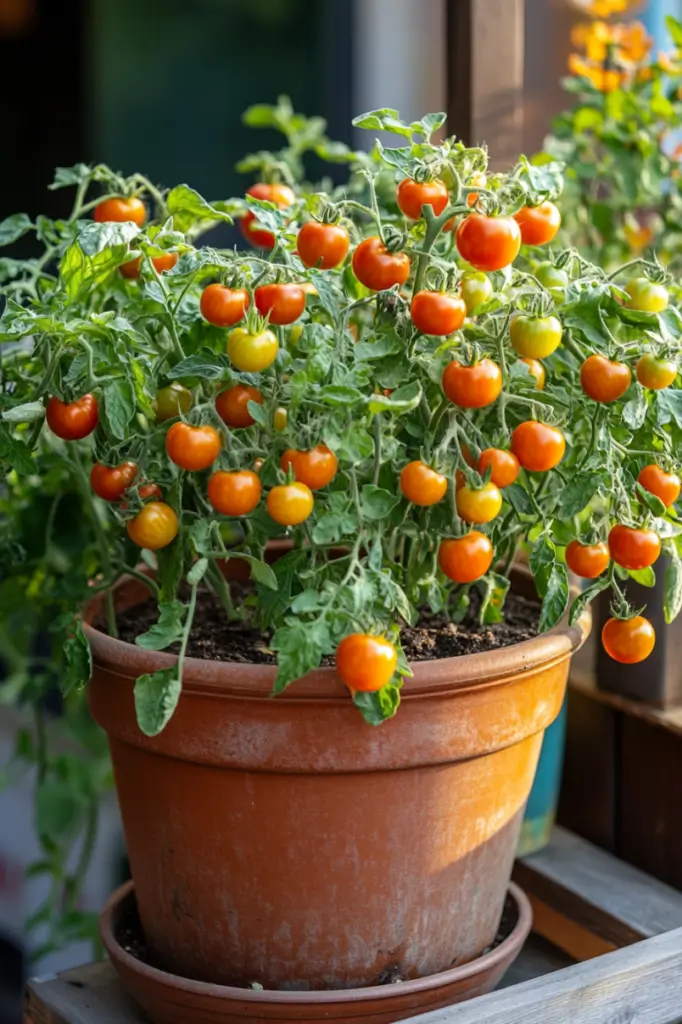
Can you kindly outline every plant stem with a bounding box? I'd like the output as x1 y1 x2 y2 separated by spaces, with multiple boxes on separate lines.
206 559 240 621
373 415 382 485
73 450 118 637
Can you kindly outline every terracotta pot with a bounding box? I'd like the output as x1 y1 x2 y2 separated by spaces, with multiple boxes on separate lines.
100 879 532 1024
85 565 589 991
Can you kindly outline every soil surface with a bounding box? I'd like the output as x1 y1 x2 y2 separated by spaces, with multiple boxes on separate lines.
115 891 519 989
115 587 540 663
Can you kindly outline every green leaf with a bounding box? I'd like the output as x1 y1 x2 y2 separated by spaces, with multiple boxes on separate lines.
1 401 45 424
167 351 232 381
49 163 92 189
167 184 233 232
355 333 403 361
63 621 93 695
539 562 569 633
319 385 366 406
623 387 647 430
656 390 682 430
480 573 510 625
666 14 682 48
665 546 682 623
189 519 212 557
312 511 356 544
367 380 421 415
361 484 400 520
569 575 611 627
353 680 402 725
504 483 534 516
187 557 208 586
530 535 556 598
0 425 34 473
271 619 331 693
628 566 656 588
559 474 601 518
157 539 185 600
103 378 135 440
238 553 278 590
36 781 87 843
134 667 182 736
352 108 415 139
0 213 32 246
136 601 185 651
636 483 667 518
77 220 139 256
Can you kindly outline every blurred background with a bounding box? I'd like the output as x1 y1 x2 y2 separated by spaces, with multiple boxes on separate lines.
1 0 681 1021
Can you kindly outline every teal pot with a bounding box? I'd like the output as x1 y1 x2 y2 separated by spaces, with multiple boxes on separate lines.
516 696 567 856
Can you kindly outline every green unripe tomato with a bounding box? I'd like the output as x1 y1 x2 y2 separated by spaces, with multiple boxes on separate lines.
154 382 193 421
510 314 562 359
535 262 568 304
625 277 669 313
460 272 493 315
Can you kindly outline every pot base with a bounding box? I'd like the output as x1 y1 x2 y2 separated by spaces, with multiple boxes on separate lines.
101 881 532 1024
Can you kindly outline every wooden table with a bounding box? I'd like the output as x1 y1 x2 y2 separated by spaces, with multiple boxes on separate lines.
25 828 682 1024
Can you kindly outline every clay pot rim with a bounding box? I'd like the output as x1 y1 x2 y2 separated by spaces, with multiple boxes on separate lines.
101 879 532 1005
83 564 591 700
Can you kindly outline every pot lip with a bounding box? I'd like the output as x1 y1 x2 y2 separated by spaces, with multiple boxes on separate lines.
100 879 532 1004
83 564 591 698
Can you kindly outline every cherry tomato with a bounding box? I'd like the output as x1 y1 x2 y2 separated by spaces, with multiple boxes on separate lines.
442 358 502 408
636 354 677 390
165 422 221 471
120 252 179 278
94 196 146 226
456 482 503 524
511 421 565 472
267 481 314 525
240 182 295 249
274 407 288 431
637 464 681 507
297 221 350 269
352 236 411 291
336 633 397 693
411 291 466 336
227 327 279 372
460 272 493 314
580 354 631 403
215 385 263 428
400 460 448 506
46 394 98 441
127 502 178 550
625 277 669 313
602 615 655 664
477 448 520 489
519 357 546 390
254 283 306 326
536 262 568 302
281 444 338 490
514 201 561 246
510 314 562 359
608 524 661 570
396 177 449 220
565 540 610 579
455 214 521 272
438 532 494 583
200 284 250 327
90 461 137 502
208 469 262 516
155 383 193 421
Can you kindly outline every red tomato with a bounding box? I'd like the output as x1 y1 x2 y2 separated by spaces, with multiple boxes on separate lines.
352 236 411 291
456 482 503 524
207 470 262 516
254 283 306 326
602 616 655 664
637 464 681 507
215 385 263 428
46 394 98 441
165 422 221 471
281 444 338 490
90 461 138 502
442 359 502 408
94 196 146 226
477 448 520 489
400 461 448 506
396 178 449 220
120 252 178 278
608 524 661 570
580 354 631 403
519 357 546 390
410 291 466 336
267 482 314 525
565 540 610 579
200 284 250 327
438 532 494 583
335 634 397 692
636 354 677 390
127 502 178 550
511 421 565 472
240 182 295 249
297 221 350 269
455 214 521 272
514 201 561 246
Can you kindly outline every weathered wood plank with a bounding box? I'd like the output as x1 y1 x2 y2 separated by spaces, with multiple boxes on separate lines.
403 927 682 1024
446 0 525 168
514 826 682 948
26 963 146 1024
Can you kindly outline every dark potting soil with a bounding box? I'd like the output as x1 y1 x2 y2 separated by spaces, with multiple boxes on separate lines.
114 587 540 663
115 891 519 988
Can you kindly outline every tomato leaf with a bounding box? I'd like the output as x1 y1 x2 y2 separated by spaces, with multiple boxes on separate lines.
77 220 140 256
167 350 231 381
312 511 356 544
36 780 88 843
0 425 34 473
157 539 185 602
530 535 556 597
0 213 32 247
479 573 510 625
319 385 366 406
270 619 332 693
103 378 136 440
62 620 92 695
559 474 601 517
367 380 421 415
136 601 185 651
623 386 648 430
361 485 400 521
569 574 611 627
352 109 415 139
504 483 534 516
237 553 278 591
353 679 402 725
635 483 667 518
628 566 656 588
665 544 682 623
539 562 569 632
167 184 233 233
1 401 45 424
134 667 182 736
187 558 208 586
655 390 682 430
